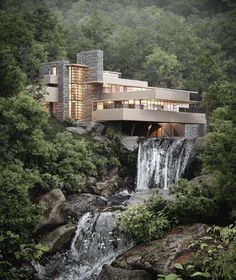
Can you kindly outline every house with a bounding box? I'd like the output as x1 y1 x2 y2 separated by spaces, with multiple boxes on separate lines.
39 50 206 137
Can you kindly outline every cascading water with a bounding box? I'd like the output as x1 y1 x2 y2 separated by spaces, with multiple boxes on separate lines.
47 211 132 280
42 137 200 279
137 138 196 191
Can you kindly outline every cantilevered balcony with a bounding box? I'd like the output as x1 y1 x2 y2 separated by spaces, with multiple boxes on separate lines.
100 88 198 103
44 74 58 85
92 108 206 124
44 86 58 102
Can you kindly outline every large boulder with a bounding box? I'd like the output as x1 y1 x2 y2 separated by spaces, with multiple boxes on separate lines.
40 224 76 253
35 189 67 234
113 224 208 275
66 126 87 135
74 121 88 128
184 137 204 179
97 264 154 280
85 168 121 196
92 175 119 196
121 137 139 151
126 189 175 206
86 121 105 135
66 193 107 218
68 121 105 136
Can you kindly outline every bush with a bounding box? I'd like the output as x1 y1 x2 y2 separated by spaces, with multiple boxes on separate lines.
119 177 221 243
118 204 170 242
148 178 219 225
157 224 236 280
0 161 42 238
90 129 122 176
62 118 75 127
0 231 48 280
192 224 236 280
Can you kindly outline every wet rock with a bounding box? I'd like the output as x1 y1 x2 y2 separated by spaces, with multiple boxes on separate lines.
113 224 208 275
92 135 107 141
94 174 119 196
40 224 76 253
189 174 216 188
126 189 175 206
121 136 139 151
106 189 131 207
66 126 87 135
66 193 107 218
69 121 105 136
87 176 97 186
74 121 88 128
97 264 154 280
85 169 121 196
35 189 67 233
109 167 119 177
86 121 105 135
184 137 204 179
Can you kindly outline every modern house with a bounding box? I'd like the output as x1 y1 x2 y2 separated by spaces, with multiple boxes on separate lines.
39 50 206 137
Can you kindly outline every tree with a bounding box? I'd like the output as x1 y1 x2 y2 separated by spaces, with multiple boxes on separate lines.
201 82 236 208
65 11 113 62
107 26 155 78
0 47 26 97
0 92 50 165
0 161 41 238
0 11 47 87
25 2 67 61
137 48 183 88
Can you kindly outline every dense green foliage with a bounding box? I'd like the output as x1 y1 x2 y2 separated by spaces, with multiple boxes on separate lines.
0 162 41 238
0 0 235 279
119 178 221 243
0 91 128 277
0 231 47 280
0 2 66 97
118 204 169 242
158 224 236 280
1 0 235 92
201 82 236 208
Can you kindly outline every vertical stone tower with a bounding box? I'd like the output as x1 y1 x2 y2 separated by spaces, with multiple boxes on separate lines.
76 50 104 82
76 50 104 120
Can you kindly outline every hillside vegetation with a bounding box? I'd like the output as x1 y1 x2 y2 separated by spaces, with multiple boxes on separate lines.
0 0 235 279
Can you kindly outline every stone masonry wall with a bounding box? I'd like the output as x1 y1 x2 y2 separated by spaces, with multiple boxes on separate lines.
76 50 104 81
39 60 69 120
184 124 207 138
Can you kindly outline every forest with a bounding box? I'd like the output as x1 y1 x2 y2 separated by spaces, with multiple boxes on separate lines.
0 0 235 279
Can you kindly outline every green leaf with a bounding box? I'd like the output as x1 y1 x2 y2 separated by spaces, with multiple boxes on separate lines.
14 252 21 260
166 274 180 280
200 243 208 250
174 263 184 270
191 271 211 278
186 264 195 270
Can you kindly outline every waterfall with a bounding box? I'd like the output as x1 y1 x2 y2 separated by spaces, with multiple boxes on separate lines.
137 138 196 191
52 211 132 280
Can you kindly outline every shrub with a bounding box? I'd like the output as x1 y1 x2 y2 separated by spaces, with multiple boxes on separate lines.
0 231 48 280
192 224 236 280
118 204 170 242
157 224 236 280
0 161 42 238
149 178 219 225
119 177 221 243
62 118 75 127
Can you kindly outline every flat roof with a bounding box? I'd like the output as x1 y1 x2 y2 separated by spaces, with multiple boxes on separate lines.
103 70 122 75
67 64 88 68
